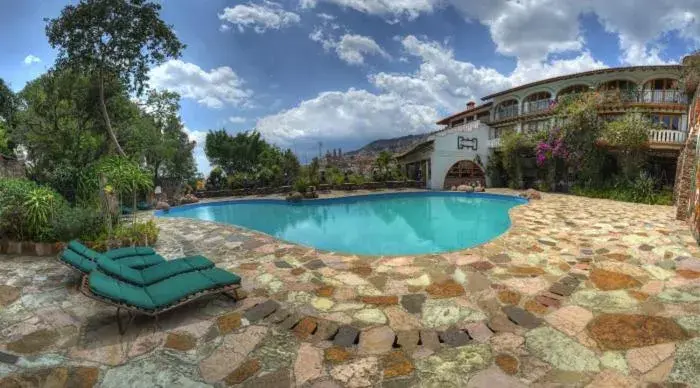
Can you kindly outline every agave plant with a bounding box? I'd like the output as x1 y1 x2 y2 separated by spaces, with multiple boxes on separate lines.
23 186 60 240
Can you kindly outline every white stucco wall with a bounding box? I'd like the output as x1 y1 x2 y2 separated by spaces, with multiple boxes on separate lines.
428 121 492 189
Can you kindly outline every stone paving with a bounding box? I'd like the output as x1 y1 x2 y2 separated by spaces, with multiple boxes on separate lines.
2 190 700 387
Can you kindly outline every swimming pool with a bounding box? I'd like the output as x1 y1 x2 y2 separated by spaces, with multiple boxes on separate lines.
157 192 527 256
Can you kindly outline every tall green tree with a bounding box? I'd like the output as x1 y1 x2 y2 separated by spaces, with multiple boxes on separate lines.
45 0 185 156
375 151 393 181
204 130 267 175
0 78 17 154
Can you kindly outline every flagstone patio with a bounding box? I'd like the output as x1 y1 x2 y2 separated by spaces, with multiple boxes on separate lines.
2 190 700 387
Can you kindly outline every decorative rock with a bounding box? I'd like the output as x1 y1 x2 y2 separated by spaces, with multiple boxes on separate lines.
426 281 465 298
586 370 637 388
396 331 420 353
293 317 318 340
415 345 493 387
360 295 398 305
502 306 542 329
570 290 638 312
316 285 335 297
274 261 293 268
406 274 431 287
279 314 302 330
400 294 426 314
548 282 577 296
523 300 548 315
305 259 326 270
155 201 170 211
497 290 521 305
330 357 380 388
466 366 527 388
199 326 268 383
354 309 387 324
384 306 421 331
6 329 59 355
325 346 352 364
465 322 493 343
487 315 521 333
599 352 628 375
333 325 360 347
295 343 324 385
419 330 441 351
470 261 494 271
587 314 688 350
164 332 196 352
0 285 21 307
590 268 641 290
489 254 511 264
382 350 415 379
217 312 242 334
525 327 600 372
421 299 486 328
626 343 675 373
668 337 700 386
495 354 519 375
0 351 19 365
224 359 261 385
244 300 280 322
544 305 593 336
266 309 291 324
104 355 209 388
312 297 335 311
358 326 395 355
439 328 471 346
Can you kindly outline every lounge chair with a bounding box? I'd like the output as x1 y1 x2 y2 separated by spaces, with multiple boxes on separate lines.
59 249 214 285
81 268 242 334
66 240 165 269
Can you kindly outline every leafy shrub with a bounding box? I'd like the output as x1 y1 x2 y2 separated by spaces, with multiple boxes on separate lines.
293 176 310 193
206 167 226 190
91 220 159 251
51 206 105 242
348 174 366 185
0 178 69 241
571 173 671 205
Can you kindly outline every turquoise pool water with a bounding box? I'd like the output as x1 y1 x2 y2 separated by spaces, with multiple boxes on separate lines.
157 192 526 256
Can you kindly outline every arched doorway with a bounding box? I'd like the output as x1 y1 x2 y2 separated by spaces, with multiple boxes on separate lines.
443 160 485 189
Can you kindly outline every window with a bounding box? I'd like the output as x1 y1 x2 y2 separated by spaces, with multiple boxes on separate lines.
523 119 552 133
490 125 515 139
650 114 681 130
495 99 518 120
599 80 636 91
523 91 553 113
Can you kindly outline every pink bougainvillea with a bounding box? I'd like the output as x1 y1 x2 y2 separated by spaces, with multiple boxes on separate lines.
535 128 568 167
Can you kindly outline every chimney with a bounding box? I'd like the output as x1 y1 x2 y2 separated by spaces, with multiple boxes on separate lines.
466 101 476 109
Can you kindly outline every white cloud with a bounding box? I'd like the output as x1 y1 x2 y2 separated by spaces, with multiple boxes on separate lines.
256 88 438 149
219 1 301 33
317 12 336 20
148 60 253 109
301 0 700 66
310 29 391 65
300 0 437 21
229 116 247 123
183 126 211 174
23 55 41 65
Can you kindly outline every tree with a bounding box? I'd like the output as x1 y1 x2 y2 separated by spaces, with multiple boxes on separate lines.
46 0 185 156
603 111 654 181
375 151 393 181
204 130 267 175
0 78 17 154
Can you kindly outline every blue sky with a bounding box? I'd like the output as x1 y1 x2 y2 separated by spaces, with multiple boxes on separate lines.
1 0 699 174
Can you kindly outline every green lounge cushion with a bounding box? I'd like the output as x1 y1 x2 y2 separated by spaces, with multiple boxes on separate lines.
146 271 218 307
96 256 145 285
115 254 165 270
105 246 157 260
140 256 214 285
200 268 242 287
88 271 155 311
59 249 97 273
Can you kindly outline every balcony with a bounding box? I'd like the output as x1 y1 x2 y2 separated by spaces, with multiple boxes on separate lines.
599 90 688 105
494 106 519 121
488 138 502 148
648 129 687 146
522 99 554 114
